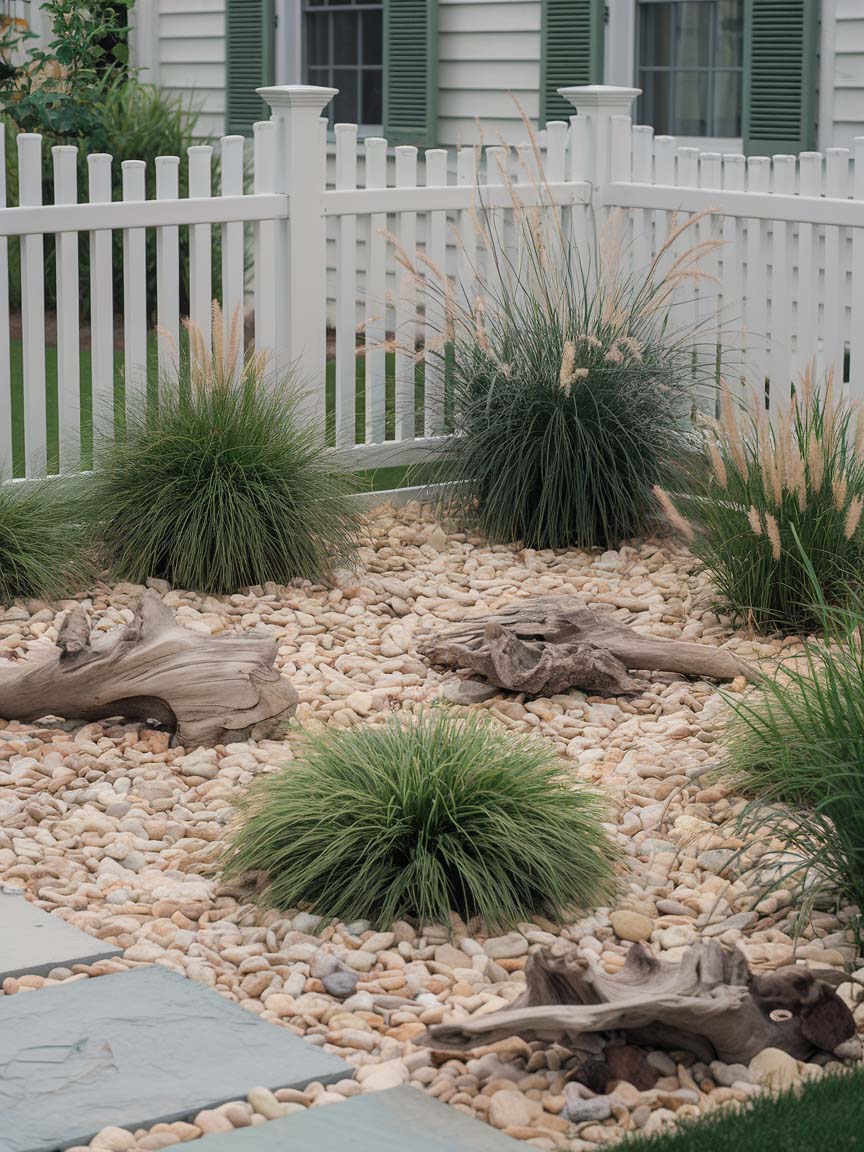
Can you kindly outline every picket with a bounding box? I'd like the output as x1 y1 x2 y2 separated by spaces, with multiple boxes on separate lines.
5 84 864 483
0 127 10 479
87 154 114 437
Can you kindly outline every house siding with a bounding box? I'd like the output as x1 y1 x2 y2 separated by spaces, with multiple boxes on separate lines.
827 0 864 148
149 0 227 140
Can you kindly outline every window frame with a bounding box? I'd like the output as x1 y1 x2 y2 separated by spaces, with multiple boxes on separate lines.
635 0 744 141
300 0 384 133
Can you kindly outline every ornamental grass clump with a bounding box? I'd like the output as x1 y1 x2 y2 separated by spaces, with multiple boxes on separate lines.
0 480 86 603
405 187 718 550
221 710 619 930
659 368 864 633
721 580 864 920
88 304 359 594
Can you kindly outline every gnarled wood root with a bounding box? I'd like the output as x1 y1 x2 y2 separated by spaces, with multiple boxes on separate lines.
423 940 857 1065
0 592 298 747
419 595 744 696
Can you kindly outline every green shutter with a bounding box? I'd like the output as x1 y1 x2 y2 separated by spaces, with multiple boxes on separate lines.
226 0 276 136
540 0 604 123
743 0 818 154
383 0 439 146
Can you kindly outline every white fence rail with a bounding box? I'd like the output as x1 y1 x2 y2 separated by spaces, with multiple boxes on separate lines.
3 83 864 481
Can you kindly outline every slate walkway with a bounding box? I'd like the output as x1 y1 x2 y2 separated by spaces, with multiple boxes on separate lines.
192 1086 527 1151
0 898 526 1152
0 966 349 1152
0 890 121 980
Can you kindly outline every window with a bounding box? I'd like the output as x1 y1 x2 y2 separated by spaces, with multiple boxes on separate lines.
304 0 383 128
637 0 743 138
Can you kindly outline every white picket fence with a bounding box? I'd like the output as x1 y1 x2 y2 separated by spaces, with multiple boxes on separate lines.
3 83 864 481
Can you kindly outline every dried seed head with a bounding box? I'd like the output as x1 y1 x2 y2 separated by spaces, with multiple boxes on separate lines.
653 486 695 540
747 506 763 537
559 340 576 389
833 473 849 513
846 496 863 540
765 512 782 561
708 439 728 489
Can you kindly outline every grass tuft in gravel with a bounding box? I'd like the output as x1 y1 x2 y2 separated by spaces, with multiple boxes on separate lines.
222 710 620 930
0 479 86 604
87 305 360 594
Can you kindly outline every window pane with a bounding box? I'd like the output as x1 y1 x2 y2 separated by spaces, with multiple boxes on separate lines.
333 10 357 65
639 68 672 135
363 68 382 124
363 8 382 65
674 70 709 134
716 0 743 67
333 68 359 122
676 2 711 68
307 14 329 66
307 66 329 87
639 2 673 68
712 69 741 135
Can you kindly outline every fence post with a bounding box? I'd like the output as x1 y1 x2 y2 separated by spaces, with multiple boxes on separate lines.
556 85 640 203
258 84 337 426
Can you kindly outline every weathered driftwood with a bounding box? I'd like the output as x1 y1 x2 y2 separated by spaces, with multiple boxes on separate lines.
424 940 858 1065
0 593 298 746
419 595 744 695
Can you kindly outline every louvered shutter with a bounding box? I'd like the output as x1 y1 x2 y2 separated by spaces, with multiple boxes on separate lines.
383 0 439 146
743 0 818 154
226 0 276 136
540 0 604 122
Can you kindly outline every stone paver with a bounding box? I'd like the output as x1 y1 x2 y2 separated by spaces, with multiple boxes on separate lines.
193 1086 528 1151
0 890 121 980
0 966 349 1152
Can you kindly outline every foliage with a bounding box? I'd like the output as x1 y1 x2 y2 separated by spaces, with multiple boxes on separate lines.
0 0 132 140
621 1068 864 1151
87 305 360 594
720 572 864 922
221 709 620 930
0 478 86 603
416 201 717 551
660 369 864 633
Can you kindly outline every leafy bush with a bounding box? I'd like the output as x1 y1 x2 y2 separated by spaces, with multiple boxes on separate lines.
661 370 864 633
622 1067 864 1152
0 479 85 602
422 206 716 550
721 582 864 920
87 305 360 594
221 710 619 930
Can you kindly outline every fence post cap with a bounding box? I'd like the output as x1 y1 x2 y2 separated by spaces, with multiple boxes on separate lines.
557 85 641 114
257 85 338 113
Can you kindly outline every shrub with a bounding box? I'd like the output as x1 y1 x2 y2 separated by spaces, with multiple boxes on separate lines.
422 205 716 550
0 479 85 602
87 305 360 594
661 369 864 633
621 1067 864 1152
721 584 864 920
221 710 620 930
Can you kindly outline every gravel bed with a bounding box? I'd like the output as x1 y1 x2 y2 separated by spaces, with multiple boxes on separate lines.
1 501 861 1151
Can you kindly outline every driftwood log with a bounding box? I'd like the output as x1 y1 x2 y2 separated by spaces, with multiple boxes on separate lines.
424 940 858 1065
419 596 744 696
0 593 298 747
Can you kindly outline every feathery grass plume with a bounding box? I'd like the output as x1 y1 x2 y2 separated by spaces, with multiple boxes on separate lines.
421 166 718 550
221 710 620 930
667 372 864 632
653 486 695 540
0 479 88 603
721 560 864 927
86 305 360 594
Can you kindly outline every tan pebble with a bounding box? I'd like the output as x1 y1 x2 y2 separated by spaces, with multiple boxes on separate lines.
191 1111 233 1135
90 1127 136 1152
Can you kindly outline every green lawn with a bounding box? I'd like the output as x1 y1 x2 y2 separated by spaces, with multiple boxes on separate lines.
622 1067 864 1151
8 338 437 491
